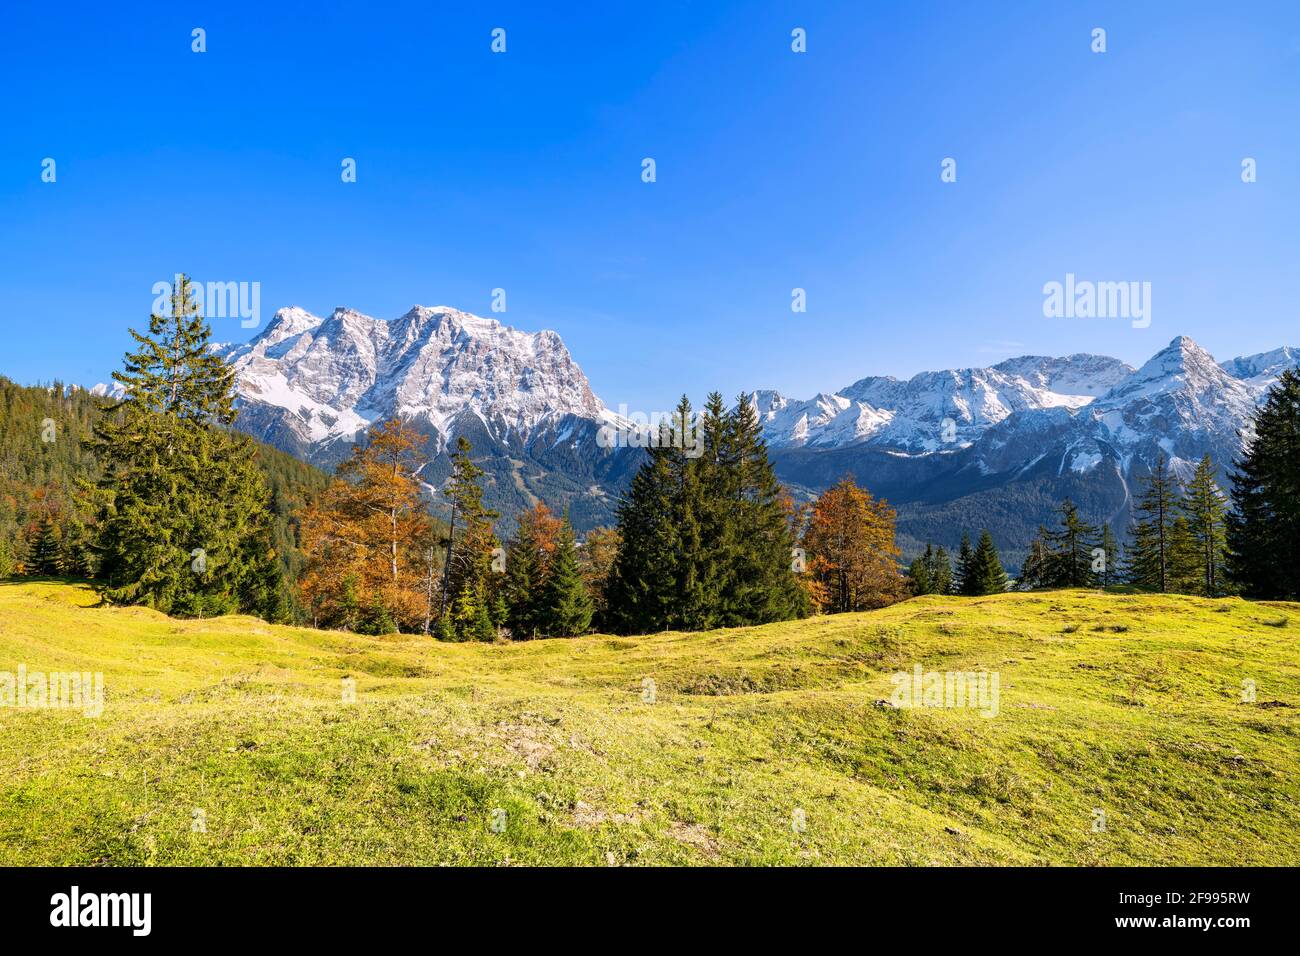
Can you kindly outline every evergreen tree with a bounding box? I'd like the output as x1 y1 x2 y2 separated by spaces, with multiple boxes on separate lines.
606 392 805 633
58 509 98 578
25 513 62 576
1166 515 1203 595
503 502 560 639
909 543 954 596
1127 455 1179 592
606 429 678 633
1043 499 1100 588
438 437 500 640
955 532 975 595
1018 530 1051 590
718 394 807 625
1227 369 1300 599
1096 524 1121 588
92 275 284 618
666 395 714 630
908 545 933 595
931 546 954 595
1179 454 1229 596
965 530 1008 595
538 516 593 637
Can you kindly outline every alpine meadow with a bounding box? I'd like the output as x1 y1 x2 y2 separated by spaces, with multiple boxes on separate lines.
3 2 1299 938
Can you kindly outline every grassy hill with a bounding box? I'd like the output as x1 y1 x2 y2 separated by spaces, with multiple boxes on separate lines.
0 579 1297 866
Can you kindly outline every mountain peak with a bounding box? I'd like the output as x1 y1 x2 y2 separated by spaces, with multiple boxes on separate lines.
224 301 604 460
1139 335 1218 376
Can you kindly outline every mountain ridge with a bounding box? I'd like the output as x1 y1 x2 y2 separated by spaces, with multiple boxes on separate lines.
89 304 1299 558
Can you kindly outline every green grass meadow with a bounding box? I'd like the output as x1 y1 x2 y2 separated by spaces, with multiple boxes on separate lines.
1 580 1297 866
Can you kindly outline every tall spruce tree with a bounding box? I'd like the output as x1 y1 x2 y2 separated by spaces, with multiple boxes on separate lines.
503 502 560 639
438 436 500 641
965 530 1008 595
1227 368 1300 599
931 546 954 595
1127 455 1179 592
667 395 714 630
955 532 975 595
1166 515 1203 594
1180 454 1229 596
909 543 954 596
93 275 284 618
1097 524 1122 588
25 513 62 576
908 545 934 595
607 427 678 633
538 516 593 637
607 392 805 633
1019 531 1052 590
1044 499 1100 588
718 394 806 625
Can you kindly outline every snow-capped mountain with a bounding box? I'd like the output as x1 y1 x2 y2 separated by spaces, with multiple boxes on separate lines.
1220 346 1300 393
218 305 617 464
88 311 1298 551
207 305 636 530
757 335 1297 566
752 353 1134 452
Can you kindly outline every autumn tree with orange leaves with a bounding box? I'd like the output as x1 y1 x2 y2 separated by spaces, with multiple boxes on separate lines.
800 477 906 613
300 419 432 633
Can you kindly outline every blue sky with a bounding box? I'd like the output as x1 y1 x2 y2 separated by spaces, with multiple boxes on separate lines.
2 0 1299 412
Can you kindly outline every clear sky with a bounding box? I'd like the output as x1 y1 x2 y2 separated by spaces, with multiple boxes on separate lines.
3 1 1299 413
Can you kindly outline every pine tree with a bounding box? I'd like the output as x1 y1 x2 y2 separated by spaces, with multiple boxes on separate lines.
538 516 593 637
1166 515 1203 595
1227 369 1300 599
1096 524 1121 588
717 394 806 625
1127 455 1179 592
606 392 806 633
667 395 714 630
58 512 98 578
1018 530 1051 590
1043 499 1100 588
955 532 975 595
931 546 954 595
25 513 62 576
908 543 954 596
606 435 678 634
965 530 1008 595
438 437 500 640
92 275 284 618
908 545 933 595
1179 454 1229 596
504 502 561 639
